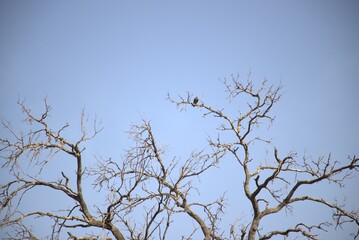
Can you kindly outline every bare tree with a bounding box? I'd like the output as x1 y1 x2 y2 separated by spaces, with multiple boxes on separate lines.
1 74 358 239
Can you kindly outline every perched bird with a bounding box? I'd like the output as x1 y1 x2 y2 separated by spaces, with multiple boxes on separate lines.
193 96 199 106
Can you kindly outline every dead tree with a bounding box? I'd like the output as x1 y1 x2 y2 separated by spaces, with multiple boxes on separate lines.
1 73 358 239
0 100 224 239
0 100 127 240
168 73 359 239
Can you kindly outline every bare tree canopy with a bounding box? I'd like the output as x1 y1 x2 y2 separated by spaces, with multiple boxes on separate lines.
1 75 358 240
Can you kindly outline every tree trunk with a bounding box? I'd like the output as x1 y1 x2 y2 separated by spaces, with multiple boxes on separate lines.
111 227 126 240
247 217 260 240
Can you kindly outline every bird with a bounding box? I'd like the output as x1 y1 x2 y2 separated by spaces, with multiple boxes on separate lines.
193 96 199 106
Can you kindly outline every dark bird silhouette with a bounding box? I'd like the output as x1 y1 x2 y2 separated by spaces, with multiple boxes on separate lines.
193 96 199 107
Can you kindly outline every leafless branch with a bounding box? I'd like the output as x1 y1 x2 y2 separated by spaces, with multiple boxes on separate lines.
168 74 358 240
1 74 358 240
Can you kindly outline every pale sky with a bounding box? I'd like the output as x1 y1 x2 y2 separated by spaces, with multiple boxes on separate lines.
0 1 358 239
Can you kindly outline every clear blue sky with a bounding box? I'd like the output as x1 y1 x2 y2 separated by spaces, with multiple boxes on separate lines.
0 1 358 239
